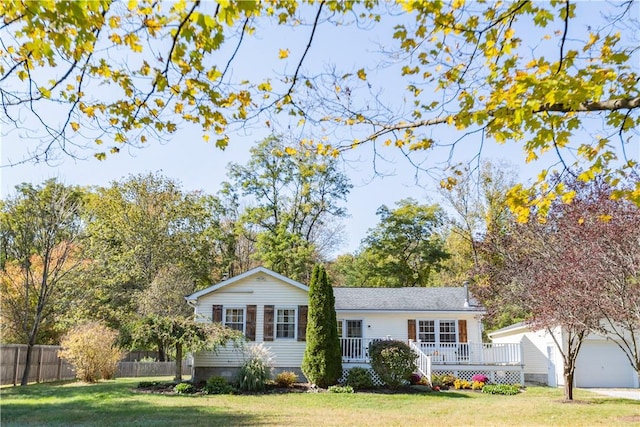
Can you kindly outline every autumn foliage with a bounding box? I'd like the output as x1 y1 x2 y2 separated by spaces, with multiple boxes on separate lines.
475 177 640 399
59 321 124 383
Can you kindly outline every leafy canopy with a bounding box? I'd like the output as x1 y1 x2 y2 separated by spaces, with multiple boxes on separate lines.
1 0 638 212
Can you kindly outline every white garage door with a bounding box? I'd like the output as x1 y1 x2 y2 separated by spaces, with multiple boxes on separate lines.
575 340 635 388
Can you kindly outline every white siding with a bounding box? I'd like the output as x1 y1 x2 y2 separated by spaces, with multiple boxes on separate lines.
336 310 483 343
193 273 308 368
491 329 549 375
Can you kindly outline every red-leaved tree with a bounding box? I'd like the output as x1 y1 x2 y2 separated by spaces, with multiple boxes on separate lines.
475 177 639 400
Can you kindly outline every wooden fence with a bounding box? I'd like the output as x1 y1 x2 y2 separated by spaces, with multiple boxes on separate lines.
1 344 189 386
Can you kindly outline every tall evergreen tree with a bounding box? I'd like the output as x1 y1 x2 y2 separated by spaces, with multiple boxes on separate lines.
301 265 342 388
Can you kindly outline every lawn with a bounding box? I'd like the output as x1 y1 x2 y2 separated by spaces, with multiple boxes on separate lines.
1 377 638 426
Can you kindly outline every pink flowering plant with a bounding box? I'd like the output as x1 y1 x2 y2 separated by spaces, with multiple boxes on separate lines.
471 374 489 383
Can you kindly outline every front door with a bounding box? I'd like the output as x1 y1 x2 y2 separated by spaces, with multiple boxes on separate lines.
339 320 363 360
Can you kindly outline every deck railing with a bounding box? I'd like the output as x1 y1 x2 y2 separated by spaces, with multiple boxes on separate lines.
408 340 432 381
412 342 522 365
340 338 521 366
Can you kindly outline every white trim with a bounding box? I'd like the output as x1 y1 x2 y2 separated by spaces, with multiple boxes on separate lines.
338 319 364 339
185 266 309 301
487 322 529 339
223 306 246 334
336 309 485 315
274 306 297 340
417 319 459 345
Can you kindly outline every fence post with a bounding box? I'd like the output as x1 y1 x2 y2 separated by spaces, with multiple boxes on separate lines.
36 347 43 383
57 355 62 380
13 347 20 386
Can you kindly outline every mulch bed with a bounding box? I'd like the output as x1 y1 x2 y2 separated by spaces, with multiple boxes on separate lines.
134 381 436 395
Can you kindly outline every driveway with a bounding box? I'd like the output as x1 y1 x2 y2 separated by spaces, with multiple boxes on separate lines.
582 388 640 400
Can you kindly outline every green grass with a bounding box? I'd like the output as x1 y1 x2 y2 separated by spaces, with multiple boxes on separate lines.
1 377 638 426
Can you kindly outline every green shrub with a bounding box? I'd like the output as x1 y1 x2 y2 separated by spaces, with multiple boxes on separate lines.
274 371 298 388
369 340 417 389
58 321 124 383
345 367 374 390
237 343 273 392
301 265 342 388
204 376 233 394
482 384 521 395
137 381 161 388
328 385 354 393
173 382 195 394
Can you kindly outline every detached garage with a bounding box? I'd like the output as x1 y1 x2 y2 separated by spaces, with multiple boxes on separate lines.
489 323 638 389
575 339 635 388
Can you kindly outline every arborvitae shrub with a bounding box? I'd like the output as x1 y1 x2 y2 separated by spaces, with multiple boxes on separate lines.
301 265 342 388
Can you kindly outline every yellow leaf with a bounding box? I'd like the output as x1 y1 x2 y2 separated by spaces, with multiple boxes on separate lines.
278 49 289 59
357 68 367 80
598 214 612 222
70 122 80 132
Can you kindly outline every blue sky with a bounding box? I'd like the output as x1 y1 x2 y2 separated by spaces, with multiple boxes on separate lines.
1 2 637 255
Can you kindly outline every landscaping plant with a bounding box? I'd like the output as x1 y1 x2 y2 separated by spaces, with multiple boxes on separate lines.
204 376 234 395
274 371 298 388
237 343 274 392
58 321 124 382
301 264 342 388
369 340 417 389
345 367 374 390
328 385 354 393
482 384 521 395
173 383 195 394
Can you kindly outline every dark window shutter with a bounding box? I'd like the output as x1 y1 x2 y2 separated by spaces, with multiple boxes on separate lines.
264 305 274 341
212 305 223 323
408 319 416 341
458 320 468 343
297 305 308 341
246 305 257 341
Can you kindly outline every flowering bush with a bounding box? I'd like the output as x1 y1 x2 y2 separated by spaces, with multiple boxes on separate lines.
472 374 489 383
409 373 422 385
454 379 472 390
471 380 485 390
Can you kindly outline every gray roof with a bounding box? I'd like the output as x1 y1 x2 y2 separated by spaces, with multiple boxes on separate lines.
333 287 483 312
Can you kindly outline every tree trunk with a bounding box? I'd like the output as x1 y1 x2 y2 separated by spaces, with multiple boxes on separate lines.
563 372 574 400
20 341 35 386
157 340 166 362
174 343 183 382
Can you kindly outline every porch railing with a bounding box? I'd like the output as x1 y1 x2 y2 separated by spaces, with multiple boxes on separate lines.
409 340 432 382
412 342 522 365
340 338 521 366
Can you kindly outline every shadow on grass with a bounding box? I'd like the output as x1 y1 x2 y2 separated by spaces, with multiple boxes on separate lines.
0 379 273 427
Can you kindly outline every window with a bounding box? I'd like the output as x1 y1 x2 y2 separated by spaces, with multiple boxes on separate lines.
276 308 296 339
418 320 436 343
418 320 457 344
224 308 244 333
439 320 457 343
